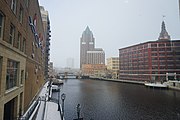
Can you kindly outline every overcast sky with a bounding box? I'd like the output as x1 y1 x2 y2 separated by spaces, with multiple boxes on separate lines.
39 0 180 68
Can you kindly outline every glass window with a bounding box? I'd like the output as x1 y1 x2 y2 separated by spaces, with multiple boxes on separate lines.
0 57 2 94
20 70 24 84
22 38 26 52
0 12 4 38
25 0 29 7
17 32 21 49
6 59 19 90
9 24 15 44
19 6 23 23
11 0 17 14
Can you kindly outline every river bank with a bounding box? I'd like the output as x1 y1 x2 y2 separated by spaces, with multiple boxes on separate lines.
89 76 180 91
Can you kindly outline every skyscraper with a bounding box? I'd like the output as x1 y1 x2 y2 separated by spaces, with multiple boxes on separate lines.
80 26 105 69
80 26 95 68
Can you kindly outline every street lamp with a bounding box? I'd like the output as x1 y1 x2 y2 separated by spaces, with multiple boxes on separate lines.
58 86 61 111
61 93 66 119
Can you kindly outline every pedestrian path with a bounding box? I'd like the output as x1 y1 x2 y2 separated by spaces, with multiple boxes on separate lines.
36 81 63 120
21 81 63 120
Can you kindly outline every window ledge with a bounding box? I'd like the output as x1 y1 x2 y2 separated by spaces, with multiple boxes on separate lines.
5 86 18 94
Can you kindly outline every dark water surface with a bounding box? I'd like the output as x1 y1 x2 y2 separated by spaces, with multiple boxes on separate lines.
53 79 180 120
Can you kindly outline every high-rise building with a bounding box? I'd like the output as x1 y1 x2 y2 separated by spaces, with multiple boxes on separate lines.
40 6 51 80
119 21 180 82
80 26 105 69
80 26 95 68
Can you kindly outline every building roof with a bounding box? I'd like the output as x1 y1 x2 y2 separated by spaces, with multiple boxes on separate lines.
119 40 180 50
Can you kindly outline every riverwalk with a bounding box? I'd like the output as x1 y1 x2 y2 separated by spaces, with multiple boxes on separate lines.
21 81 64 120
89 76 180 91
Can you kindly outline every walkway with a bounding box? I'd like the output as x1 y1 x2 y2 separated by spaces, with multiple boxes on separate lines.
21 81 64 120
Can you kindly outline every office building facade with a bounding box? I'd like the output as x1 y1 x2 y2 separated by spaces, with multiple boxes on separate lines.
86 49 105 64
80 26 105 69
82 64 106 76
80 26 95 68
40 6 51 80
119 21 180 82
0 0 47 119
107 57 119 79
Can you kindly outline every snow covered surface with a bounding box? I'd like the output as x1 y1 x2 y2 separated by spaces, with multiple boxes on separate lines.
144 83 167 88
44 102 61 120
35 81 63 120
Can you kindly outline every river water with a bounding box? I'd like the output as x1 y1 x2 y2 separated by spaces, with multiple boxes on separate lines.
52 79 180 120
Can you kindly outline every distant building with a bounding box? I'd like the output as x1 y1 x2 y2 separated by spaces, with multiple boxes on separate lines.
66 58 74 68
87 48 105 64
119 21 180 82
40 6 51 79
80 26 105 69
82 64 106 77
48 62 54 77
107 57 119 79
80 26 95 68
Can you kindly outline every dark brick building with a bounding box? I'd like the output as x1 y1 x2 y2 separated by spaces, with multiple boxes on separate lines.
0 0 49 119
119 21 180 82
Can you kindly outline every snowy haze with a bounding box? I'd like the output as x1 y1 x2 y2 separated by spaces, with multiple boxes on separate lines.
39 0 180 68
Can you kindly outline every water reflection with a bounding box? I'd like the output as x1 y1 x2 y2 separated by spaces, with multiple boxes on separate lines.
52 79 180 120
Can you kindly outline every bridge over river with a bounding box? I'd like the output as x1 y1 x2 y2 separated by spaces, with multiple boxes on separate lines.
57 72 79 79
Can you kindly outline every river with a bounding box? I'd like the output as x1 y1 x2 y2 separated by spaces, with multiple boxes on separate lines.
52 79 180 120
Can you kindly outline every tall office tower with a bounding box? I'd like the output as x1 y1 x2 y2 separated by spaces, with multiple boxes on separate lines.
80 26 95 68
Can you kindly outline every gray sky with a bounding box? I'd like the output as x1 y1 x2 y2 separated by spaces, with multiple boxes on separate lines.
39 0 180 68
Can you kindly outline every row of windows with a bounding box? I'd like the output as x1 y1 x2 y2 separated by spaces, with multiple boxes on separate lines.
10 0 28 24
120 42 180 54
0 13 26 52
9 23 26 52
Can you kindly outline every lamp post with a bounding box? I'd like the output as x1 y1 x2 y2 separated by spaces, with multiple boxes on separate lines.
61 93 66 119
58 85 61 111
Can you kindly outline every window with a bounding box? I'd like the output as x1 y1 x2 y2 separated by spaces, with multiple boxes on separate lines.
9 24 15 44
25 0 29 7
20 70 24 84
6 59 19 90
17 32 21 49
11 0 17 14
0 57 2 93
0 12 4 39
22 38 26 52
19 6 23 23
